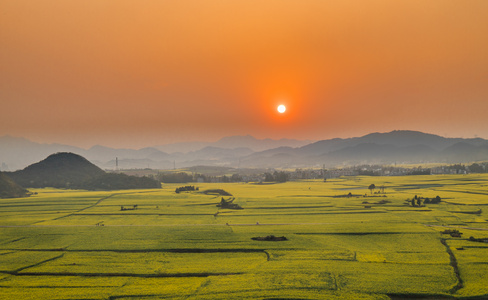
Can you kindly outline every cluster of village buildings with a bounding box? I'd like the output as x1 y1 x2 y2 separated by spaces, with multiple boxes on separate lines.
188 162 487 183
244 162 487 182
128 162 488 183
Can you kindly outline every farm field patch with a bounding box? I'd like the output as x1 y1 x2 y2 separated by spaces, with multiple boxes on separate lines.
1 175 488 299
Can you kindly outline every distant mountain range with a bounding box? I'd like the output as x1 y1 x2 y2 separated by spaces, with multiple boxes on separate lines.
0 135 312 171
1 131 488 170
239 131 488 168
154 135 314 153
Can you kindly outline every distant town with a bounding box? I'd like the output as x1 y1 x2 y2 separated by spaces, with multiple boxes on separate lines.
119 161 488 184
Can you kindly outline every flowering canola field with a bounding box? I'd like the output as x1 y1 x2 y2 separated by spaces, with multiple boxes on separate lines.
1 175 488 299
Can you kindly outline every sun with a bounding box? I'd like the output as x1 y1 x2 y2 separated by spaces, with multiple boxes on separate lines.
277 104 286 113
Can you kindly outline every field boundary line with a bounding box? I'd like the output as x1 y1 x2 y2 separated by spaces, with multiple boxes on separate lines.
8 271 244 278
440 238 463 294
424 224 488 231
0 248 273 254
10 253 64 274
0 222 342 228
44 191 151 223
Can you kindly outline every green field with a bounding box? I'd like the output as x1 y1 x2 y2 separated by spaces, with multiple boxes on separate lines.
2 175 488 299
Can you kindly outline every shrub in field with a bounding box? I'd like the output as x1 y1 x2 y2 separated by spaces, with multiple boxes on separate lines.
217 197 242 209
424 195 441 204
441 229 462 237
251 235 287 241
175 186 197 193
469 236 488 243
202 189 232 196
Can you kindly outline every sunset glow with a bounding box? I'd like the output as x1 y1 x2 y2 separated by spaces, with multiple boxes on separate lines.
2 3 488 296
1 1 487 148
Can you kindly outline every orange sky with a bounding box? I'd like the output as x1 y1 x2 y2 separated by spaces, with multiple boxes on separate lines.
1 0 488 148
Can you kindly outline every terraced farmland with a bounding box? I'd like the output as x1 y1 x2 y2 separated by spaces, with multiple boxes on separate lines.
1 175 488 299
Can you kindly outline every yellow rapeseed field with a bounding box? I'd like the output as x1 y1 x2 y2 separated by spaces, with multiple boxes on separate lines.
1 174 488 299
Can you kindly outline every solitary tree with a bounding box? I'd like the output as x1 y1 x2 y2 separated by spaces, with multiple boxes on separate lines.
368 184 376 194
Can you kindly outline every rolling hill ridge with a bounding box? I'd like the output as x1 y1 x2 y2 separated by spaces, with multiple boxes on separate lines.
1 131 488 170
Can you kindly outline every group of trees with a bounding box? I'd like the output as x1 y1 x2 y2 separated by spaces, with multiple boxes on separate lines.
158 171 290 184
157 172 193 183
442 163 488 174
368 184 386 194
81 173 161 190
217 197 242 209
264 171 289 183
423 195 442 204
407 169 432 175
157 172 243 183
409 195 441 206
175 185 198 193
467 163 486 173
220 174 243 182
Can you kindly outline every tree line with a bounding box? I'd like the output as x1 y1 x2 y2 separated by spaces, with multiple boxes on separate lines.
157 172 244 183
264 171 289 183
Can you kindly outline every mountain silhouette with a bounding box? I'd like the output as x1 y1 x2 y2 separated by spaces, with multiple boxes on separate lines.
0 172 30 198
240 130 488 167
6 152 160 190
7 152 105 188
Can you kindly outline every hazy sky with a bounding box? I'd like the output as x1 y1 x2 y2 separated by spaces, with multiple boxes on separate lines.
1 1 488 148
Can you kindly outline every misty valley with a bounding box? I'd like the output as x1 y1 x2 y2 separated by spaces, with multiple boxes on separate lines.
2 145 488 299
